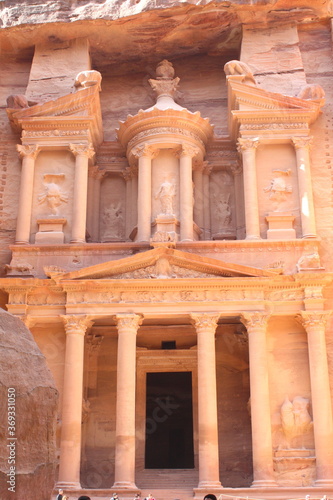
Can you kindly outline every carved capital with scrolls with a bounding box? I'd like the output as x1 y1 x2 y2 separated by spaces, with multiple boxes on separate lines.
292 136 313 150
70 143 95 159
175 144 200 159
115 313 143 333
236 138 259 153
191 313 220 333
132 143 159 160
17 144 40 160
62 315 93 335
88 165 104 180
240 312 270 331
297 311 331 330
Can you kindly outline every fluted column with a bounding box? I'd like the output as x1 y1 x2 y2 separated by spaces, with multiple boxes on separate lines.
191 313 222 489
292 137 317 238
240 313 277 487
113 313 142 489
123 168 132 239
133 144 159 242
237 138 261 240
193 160 204 234
69 143 95 243
203 162 212 240
299 311 333 485
179 145 199 241
57 315 92 489
15 144 40 244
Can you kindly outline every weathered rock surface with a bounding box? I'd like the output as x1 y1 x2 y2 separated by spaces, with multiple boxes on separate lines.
0 309 58 500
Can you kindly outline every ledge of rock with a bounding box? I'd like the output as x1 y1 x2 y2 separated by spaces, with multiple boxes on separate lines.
0 309 58 500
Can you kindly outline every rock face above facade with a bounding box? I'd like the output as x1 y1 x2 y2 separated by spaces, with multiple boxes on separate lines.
0 309 58 500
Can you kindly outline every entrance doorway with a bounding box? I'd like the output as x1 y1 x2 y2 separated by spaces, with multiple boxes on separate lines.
145 371 194 469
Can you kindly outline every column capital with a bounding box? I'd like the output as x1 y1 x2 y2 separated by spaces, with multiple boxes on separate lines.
191 313 220 332
122 167 132 181
175 144 200 159
69 143 95 159
132 143 159 159
192 159 205 172
297 310 332 329
236 137 259 153
61 315 93 335
114 313 143 331
17 144 40 159
88 165 104 180
230 161 243 176
240 312 270 330
292 136 313 150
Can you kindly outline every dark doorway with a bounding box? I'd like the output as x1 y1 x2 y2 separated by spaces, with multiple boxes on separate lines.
145 371 194 469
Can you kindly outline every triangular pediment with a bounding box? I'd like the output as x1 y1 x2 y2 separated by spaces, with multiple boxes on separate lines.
45 247 277 281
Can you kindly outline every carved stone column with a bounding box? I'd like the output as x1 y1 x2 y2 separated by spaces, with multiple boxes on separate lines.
203 162 212 240
237 138 261 240
57 315 92 489
133 144 159 242
69 143 95 243
240 313 277 487
123 167 132 239
299 311 333 485
292 137 317 238
15 144 40 244
193 160 204 234
231 162 244 239
113 313 142 490
191 313 222 489
178 145 199 241
131 165 138 230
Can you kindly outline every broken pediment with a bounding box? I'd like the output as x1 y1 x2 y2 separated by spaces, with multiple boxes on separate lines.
226 77 324 140
45 247 278 281
6 77 103 148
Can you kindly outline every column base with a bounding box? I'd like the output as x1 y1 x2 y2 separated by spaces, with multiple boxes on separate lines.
111 481 139 490
315 479 333 487
56 481 81 490
15 240 30 245
197 481 223 488
302 234 317 239
70 238 86 244
251 479 278 488
245 235 261 240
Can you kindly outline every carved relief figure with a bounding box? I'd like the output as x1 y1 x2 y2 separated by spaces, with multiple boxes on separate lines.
102 203 124 239
296 251 321 271
264 169 292 209
216 194 232 228
38 174 68 215
155 179 175 215
281 396 313 448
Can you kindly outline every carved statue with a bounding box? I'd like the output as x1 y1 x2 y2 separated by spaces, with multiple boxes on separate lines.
38 177 68 215
224 60 256 85
296 251 321 271
155 179 175 215
6 94 29 109
264 169 292 206
216 194 232 228
281 396 313 448
102 202 124 239
298 84 325 101
74 70 102 91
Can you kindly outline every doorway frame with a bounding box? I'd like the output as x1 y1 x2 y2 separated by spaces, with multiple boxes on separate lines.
136 349 198 472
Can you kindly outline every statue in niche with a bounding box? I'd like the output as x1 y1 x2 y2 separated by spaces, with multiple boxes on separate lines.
102 202 124 239
38 174 68 215
264 169 292 208
215 193 232 229
155 179 175 215
281 396 313 448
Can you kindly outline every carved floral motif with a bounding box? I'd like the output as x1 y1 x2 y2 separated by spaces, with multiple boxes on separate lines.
190 313 220 331
115 313 143 331
236 138 259 152
62 315 93 335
